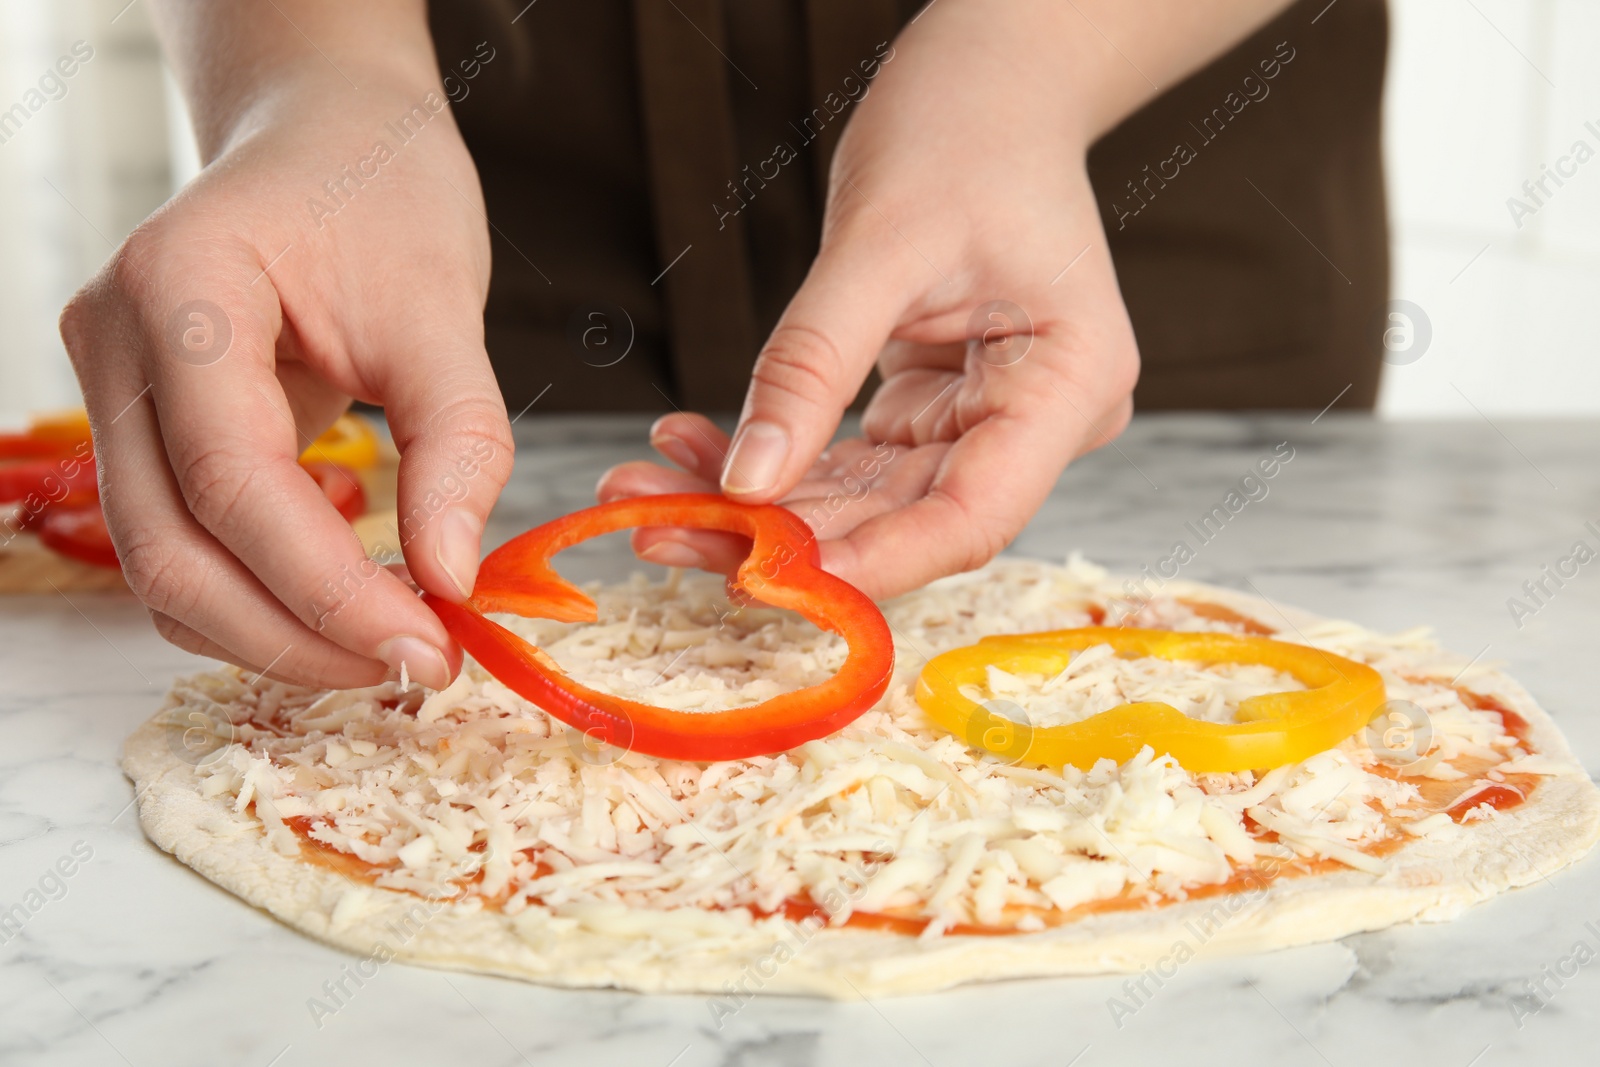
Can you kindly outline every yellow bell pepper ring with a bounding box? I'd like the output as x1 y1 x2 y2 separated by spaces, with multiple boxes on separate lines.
299 413 380 470
915 627 1386 773
25 408 93 447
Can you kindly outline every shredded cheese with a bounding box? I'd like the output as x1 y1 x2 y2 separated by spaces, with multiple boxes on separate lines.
157 559 1550 935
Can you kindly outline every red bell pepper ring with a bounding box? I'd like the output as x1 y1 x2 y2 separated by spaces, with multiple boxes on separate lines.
0 450 98 507
423 493 895 761
25 461 365 571
36 505 119 569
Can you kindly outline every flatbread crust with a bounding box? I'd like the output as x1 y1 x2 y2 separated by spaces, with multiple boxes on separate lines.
123 564 1600 998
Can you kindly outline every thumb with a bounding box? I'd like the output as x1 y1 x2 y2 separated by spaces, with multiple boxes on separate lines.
721 244 908 503
376 329 514 603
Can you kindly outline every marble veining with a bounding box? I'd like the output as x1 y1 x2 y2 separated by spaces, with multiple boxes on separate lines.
2 413 1597 1066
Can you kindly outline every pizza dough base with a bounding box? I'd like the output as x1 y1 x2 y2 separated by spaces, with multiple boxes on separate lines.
122 575 1600 998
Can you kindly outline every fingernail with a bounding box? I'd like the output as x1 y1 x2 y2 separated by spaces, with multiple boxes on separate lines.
722 420 788 495
639 540 707 569
377 635 451 690
649 432 699 472
436 508 482 598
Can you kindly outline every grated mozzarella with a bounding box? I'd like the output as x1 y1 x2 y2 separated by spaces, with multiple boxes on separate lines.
157 560 1548 934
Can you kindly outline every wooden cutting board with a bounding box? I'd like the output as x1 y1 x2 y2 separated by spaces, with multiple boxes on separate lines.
0 452 402 595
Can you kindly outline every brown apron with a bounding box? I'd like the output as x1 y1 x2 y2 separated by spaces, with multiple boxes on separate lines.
429 0 1388 414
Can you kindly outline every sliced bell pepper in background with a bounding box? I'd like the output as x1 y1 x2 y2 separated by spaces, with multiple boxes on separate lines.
36 505 119 569
0 408 93 459
23 408 93 449
302 462 368 523
6 407 379 471
424 493 894 761
0 452 98 507
299 413 380 470
917 627 1385 773
0 406 98 509
2 406 372 569
29 461 365 571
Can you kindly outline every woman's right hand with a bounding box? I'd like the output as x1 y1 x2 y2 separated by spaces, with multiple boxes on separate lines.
59 51 512 690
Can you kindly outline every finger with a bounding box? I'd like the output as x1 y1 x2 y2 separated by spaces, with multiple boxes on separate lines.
606 440 946 580
149 609 265 670
819 368 1104 600
770 443 907 512
779 441 947 544
636 529 751 576
142 263 459 689
373 318 515 611
63 247 412 688
602 436 941 577
605 413 742 570
597 461 752 575
862 367 963 445
860 340 967 445
647 412 729 481
1074 395 1134 458
604 434 886 506
597 460 717 502
720 241 914 502
149 609 367 687
276 357 354 438
875 338 966 379
92 373 399 688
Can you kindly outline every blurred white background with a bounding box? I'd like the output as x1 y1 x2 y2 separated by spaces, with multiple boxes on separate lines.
0 0 1594 421
1381 0 1600 416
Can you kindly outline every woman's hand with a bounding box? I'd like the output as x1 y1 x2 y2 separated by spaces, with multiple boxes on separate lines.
59 2 512 688
600 0 1178 599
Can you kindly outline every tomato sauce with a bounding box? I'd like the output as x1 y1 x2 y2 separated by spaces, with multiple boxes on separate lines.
1455 687 1531 743
1376 681 1538 822
1446 782 1527 823
285 816 391 881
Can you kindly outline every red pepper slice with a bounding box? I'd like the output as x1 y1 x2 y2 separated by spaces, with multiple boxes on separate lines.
36 505 119 569
0 451 98 507
0 436 87 460
302 462 368 523
28 461 366 571
423 493 895 761
0 410 92 460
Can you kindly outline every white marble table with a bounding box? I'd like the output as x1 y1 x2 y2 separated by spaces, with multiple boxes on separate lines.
3 413 1597 1067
